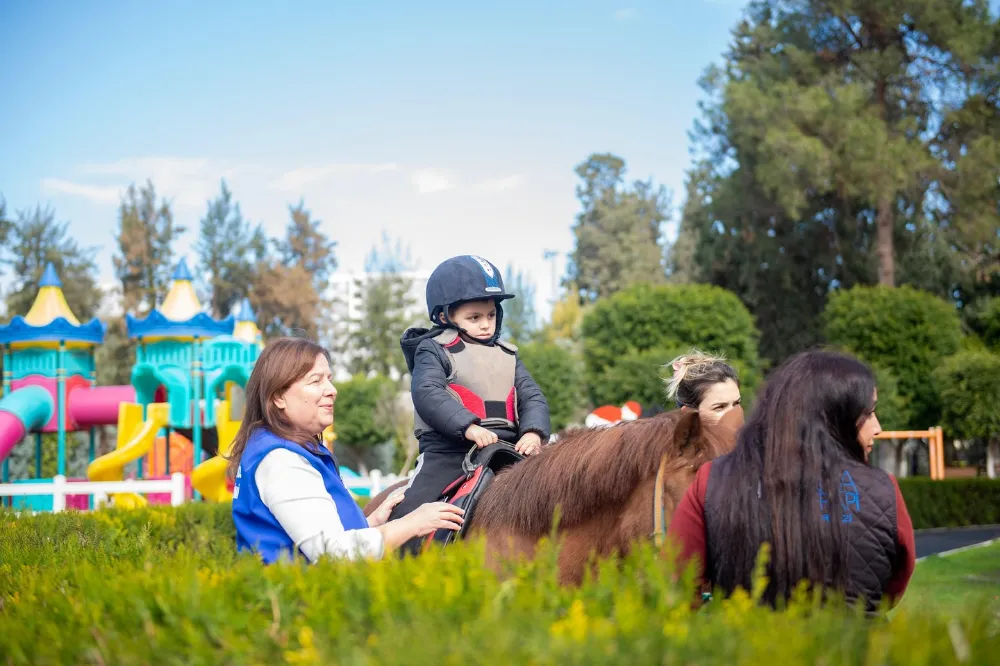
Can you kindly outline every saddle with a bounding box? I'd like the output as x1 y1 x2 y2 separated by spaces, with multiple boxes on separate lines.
424 441 525 548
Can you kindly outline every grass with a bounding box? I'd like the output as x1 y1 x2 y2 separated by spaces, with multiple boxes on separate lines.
1 505 998 664
894 540 1000 621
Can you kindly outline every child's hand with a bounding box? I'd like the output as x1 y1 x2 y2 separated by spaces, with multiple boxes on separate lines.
465 424 498 448
515 432 543 456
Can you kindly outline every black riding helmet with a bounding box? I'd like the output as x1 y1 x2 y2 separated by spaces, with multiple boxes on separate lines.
426 255 515 343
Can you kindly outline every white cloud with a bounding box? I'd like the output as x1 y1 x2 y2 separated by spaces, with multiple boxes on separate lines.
410 168 456 194
474 174 525 192
61 156 234 210
614 8 638 22
269 162 399 192
40 178 122 204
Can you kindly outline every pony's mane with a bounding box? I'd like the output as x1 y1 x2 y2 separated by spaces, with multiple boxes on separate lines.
474 409 730 537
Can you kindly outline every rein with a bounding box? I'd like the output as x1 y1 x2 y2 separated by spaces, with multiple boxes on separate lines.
652 452 670 547
652 452 715 605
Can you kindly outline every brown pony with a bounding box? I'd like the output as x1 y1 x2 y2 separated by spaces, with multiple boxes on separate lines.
364 407 741 584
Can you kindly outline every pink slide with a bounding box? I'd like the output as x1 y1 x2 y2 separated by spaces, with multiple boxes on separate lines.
0 384 135 465
0 386 55 463
67 385 137 427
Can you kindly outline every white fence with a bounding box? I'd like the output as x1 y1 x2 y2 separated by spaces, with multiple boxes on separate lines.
343 469 410 497
0 473 187 512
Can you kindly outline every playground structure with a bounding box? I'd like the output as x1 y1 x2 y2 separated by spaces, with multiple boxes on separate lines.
0 260 263 509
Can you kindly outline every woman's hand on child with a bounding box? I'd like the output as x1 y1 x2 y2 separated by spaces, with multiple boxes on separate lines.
367 487 405 528
515 432 543 456
403 502 465 537
465 424 498 448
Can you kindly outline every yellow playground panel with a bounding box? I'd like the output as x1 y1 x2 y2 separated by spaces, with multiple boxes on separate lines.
190 397 242 502
87 402 171 508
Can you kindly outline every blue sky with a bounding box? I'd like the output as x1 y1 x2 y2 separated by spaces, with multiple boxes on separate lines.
0 0 746 319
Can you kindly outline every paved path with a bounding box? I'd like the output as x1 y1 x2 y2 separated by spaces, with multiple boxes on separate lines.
914 525 1000 559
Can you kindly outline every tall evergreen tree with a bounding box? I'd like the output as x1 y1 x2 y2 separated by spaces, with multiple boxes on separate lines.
113 180 183 314
251 200 337 341
196 181 268 318
344 233 418 379
566 153 671 303
276 201 338 285
1 204 102 320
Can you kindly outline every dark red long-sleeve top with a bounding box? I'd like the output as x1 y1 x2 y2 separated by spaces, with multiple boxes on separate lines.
667 461 917 606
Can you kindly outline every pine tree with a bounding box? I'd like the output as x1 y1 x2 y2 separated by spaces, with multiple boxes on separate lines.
344 233 418 379
1 204 102 320
252 200 337 341
196 181 268 318
566 154 671 302
113 181 184 314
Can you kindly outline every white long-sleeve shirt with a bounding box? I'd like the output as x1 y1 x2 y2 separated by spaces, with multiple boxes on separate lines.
254 448 385 562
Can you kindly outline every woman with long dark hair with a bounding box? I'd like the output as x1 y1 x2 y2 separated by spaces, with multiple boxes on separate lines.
667 350 915 613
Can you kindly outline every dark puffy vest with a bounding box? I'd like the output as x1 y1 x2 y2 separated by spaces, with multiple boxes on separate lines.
412 329 519 438
703 454 899 612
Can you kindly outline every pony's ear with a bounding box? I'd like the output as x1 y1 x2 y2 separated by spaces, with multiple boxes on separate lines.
671 408 703 453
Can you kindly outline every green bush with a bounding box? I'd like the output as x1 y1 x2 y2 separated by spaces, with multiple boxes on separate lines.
823 285 963 428
898 478 1000 529
934 350 1000 442
1 504 997 665
589 346 680 409
580 283 763 409
517 340 586 431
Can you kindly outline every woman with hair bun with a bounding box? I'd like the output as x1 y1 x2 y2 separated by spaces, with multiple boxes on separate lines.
665 350 742 425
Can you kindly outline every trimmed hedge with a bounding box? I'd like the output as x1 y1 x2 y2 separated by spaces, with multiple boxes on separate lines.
823 285 963 427
1 504 997 665
898 478 1000 530
580 283 764 409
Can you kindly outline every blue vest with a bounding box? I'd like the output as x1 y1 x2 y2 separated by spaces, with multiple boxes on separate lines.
232 427 369 564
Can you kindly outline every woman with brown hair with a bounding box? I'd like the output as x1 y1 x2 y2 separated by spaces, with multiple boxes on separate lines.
667 349 915 614
665 349 743 425
228 337 464 564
